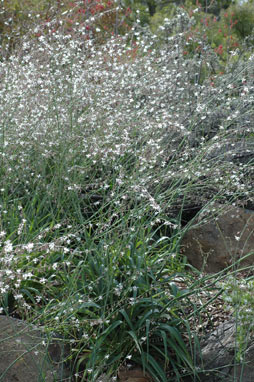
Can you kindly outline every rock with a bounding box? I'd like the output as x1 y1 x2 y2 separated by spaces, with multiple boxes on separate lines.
118 366 152 382
205 139 254 165
190 319 254 382
181 204 254 272
0 315 71 382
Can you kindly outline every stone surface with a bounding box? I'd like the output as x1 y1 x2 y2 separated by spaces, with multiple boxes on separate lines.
0 315 71 382
190 319 254 382
205 139 254 165
118 366 152 382
181 204 254 272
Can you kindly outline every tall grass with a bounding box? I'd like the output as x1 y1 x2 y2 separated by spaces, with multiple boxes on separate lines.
1 6 254 381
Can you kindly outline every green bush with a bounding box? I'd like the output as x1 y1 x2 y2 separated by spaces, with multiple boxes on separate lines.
228 2 254 39
1 6 254 380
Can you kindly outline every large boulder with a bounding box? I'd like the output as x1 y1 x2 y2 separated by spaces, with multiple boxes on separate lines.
192 319 254 382
181 205 254 272
0 315 71 382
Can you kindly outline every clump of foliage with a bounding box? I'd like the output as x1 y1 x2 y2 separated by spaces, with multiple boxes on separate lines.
150 0 254 66
0 227 195 381
0 0 132 57
220 273 254 362
1 4 254 381
228 2 254 40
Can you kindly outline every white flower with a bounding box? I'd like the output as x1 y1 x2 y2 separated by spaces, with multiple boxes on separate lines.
4 240 13 253
25 243 34 252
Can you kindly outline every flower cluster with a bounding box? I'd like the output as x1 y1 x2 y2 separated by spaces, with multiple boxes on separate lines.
1 6 254 380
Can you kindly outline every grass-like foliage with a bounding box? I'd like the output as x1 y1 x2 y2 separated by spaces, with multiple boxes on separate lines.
1 6 254 382
220 273 254 362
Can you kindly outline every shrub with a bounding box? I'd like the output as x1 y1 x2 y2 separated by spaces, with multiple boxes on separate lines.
229 2 254 39
1 6 254 381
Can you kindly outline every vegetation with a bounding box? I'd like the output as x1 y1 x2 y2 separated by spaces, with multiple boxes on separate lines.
1 1 254 381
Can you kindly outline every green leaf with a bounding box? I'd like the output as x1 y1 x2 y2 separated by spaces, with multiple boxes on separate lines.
99 320 123 341
127 330 142 353
144 352 167 382
159 330 168 364
77 301 100 313
158 324 187 350
145 319 151 355
133 308 153 328
120 309 134 330
20 287 39 304
170 283 180 296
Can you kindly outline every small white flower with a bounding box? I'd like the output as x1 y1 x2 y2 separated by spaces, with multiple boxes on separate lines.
49 242 55 250
25 243 34 252
4 240 13 253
